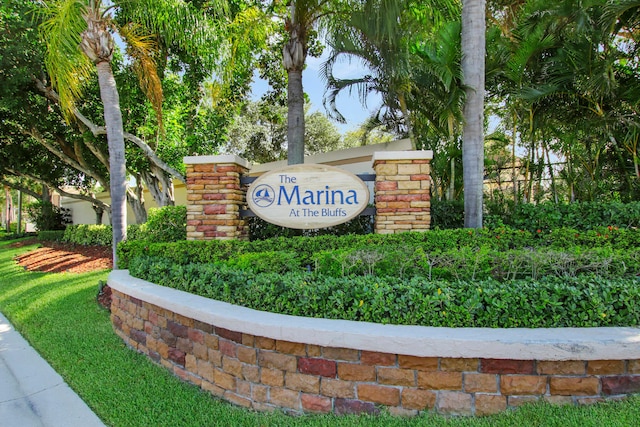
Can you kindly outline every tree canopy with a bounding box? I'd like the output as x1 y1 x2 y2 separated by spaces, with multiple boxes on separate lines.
1 0 638 234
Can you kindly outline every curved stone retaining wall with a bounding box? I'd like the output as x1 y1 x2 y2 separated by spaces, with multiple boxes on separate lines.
108 270 640 416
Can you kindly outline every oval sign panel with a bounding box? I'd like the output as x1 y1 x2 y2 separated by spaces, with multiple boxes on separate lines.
247 164 370 229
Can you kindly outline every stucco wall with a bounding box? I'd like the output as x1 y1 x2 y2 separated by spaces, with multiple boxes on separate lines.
60 140 412 225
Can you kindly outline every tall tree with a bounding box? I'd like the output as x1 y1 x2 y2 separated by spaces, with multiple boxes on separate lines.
322 0 459 145
225 99 343 163
39 0 128 266
37 0 223 267
461 0 486 228
322 0 412 139
283 0 333 165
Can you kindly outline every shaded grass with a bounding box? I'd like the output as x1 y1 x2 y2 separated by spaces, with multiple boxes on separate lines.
0 239 638 426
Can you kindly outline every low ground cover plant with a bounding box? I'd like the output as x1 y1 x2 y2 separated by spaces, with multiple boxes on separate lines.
118 227 640 268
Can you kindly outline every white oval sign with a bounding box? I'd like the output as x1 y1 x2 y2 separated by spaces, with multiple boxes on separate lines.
247 164 370 229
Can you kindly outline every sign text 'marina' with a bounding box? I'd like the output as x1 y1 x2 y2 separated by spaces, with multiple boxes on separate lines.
247 164 370 229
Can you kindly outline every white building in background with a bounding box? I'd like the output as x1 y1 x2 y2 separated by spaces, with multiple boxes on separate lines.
60 139 413 225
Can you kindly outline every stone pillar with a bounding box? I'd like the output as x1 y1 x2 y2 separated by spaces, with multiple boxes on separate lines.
184 155 251 241
372 151 433 234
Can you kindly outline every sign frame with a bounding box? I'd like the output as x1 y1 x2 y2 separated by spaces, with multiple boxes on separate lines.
246 164 370 229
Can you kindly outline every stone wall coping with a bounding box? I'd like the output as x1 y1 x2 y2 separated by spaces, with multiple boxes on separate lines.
109 269 640 361
372 150 434 164
183 155 251 169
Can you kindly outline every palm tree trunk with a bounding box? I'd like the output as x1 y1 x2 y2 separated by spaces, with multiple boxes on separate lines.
461 0 486 228
449 157 456 201
544 140 558 204
96 61 127 268
512 110 518 204
287 69 305 165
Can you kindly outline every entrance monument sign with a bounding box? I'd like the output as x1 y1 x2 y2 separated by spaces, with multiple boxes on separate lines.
247 164 370 229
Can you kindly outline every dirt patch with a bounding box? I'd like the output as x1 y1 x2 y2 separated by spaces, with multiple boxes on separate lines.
14 242 112 273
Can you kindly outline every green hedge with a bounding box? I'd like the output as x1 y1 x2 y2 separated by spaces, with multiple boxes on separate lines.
128 256 640 328
117 226 640 270
60 206 187 246
504 201 640 232
136 206 186 243
62 224 113 246
37 230 66 242
430 200 640 231
312 246 640 281
248 213 375 240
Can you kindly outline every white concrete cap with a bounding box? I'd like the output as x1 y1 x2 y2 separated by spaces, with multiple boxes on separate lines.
183 155 251 170
108 270 640 361
0 312 105 427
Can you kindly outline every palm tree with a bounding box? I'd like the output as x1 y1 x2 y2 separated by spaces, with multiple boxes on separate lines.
38 0 222 266
322 0 459 147
461 0 486 228
39 0 127 267
283 0 334 165
322 0 412 139
410 20 465 199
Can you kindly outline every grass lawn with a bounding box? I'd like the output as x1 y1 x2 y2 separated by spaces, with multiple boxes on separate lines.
0 238 638 426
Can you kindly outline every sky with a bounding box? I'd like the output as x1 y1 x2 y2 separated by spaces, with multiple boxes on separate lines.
250 49 382 135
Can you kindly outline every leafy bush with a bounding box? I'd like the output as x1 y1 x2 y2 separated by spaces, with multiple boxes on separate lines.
128 256 640 328
63 224 112 246
501 201 640 232
25 201 71 231
226 251 302 274
430 200 464 229
37 230 66 242
137 206 186 243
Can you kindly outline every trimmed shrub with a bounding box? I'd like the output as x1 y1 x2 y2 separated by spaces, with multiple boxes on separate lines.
502 201 640 232
117 226 640 270
63 224 113 246
61 206 186 246
128 256 640 328
430 200 464 229
37 230 66 242
138 206 186 243
248 213 375 240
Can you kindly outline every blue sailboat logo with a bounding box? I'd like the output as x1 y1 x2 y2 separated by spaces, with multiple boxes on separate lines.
252 184 275 207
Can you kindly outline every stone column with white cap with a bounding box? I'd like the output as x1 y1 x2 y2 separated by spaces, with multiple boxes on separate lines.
184 155 250 241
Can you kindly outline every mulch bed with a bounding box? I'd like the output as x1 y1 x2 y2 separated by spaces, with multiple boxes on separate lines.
11 240 114 309
13 241 113 273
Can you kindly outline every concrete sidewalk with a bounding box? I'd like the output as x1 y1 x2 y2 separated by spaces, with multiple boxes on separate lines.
0 311 105 427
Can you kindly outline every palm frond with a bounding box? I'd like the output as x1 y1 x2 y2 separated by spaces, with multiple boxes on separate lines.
119 22 164 132
118 0 226 69
37 0 94 119
601 0 640 34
